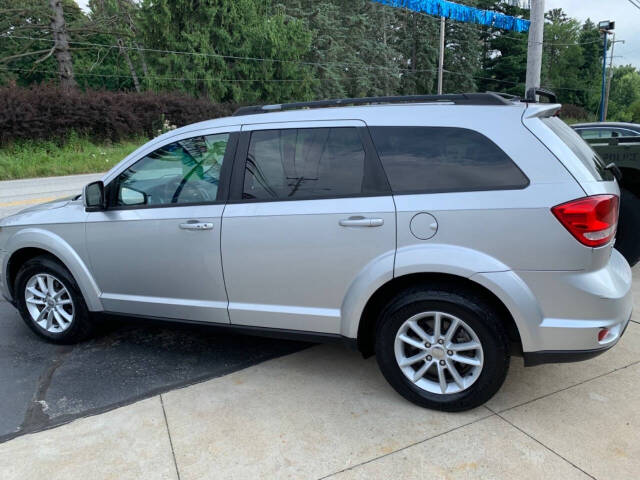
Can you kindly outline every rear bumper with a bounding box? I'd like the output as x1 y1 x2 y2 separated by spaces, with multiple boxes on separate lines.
518 248 632 352
523 314 631 366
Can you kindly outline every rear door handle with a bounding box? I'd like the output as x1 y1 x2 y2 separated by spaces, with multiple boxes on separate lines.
179 221 214 230
339 216 384 227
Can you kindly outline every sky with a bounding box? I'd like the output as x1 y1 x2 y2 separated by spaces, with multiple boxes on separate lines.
75 0 639 69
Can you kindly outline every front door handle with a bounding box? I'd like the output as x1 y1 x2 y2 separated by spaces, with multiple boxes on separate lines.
339 216 384 227
179 221 214 230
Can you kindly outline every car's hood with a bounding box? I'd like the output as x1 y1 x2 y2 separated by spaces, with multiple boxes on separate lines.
0 195 81 228
16 196 77 214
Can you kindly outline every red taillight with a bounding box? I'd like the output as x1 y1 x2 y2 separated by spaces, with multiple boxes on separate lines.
551 195 619 247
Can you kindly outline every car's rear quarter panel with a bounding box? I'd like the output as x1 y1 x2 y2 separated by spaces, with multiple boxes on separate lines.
363 104 589 273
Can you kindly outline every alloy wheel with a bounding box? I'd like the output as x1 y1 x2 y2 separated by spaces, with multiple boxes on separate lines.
394 311 484 395
24 273 74 333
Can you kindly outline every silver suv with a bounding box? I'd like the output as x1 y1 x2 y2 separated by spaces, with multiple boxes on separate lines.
0 94 632 411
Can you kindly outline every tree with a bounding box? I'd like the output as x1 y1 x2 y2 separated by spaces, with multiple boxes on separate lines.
541 8 584 105
88 0 144 91
607 65 640 122
277 0 405 99
394 7 439 95
0 0 143 91
49 0 77 90
138 0 314 103
475 1 529 96
576 19 601 111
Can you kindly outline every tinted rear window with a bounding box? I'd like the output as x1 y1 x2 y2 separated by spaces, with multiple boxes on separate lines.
542 117 613 181
369 126 529 194
243 127 387 201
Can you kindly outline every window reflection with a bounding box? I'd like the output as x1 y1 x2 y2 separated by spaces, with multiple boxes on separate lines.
115 133 229 206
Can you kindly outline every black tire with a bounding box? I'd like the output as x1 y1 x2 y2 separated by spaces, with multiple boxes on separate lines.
375 285 510 412
615 188 640 267
15 255 94 344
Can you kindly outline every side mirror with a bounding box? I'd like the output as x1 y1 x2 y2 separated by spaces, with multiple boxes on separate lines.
84 181 105 212
120 186 148 206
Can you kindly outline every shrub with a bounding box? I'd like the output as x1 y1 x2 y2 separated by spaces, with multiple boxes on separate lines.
0 85 237 146
557 103 593 122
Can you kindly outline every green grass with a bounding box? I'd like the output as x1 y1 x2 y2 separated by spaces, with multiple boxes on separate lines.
0 135 147 181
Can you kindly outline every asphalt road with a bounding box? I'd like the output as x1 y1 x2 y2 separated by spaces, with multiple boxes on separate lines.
0 297 308 442
0 173 103 218
0 173 307 442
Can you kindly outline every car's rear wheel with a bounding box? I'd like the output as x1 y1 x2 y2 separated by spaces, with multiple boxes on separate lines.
15 255 94 344
375 286 510 411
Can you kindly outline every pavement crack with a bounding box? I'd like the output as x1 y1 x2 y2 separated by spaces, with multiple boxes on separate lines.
496 359 640 415
160 394 182 480
489 410 598 480
19 344 73 433
317 407 495 480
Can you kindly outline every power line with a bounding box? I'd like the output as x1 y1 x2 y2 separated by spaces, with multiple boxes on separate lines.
1 26 606 74
1 31 611 93
0 66 321 83
627 0 640 11
0 34 512 77
3 63 598 94
1 34 359 71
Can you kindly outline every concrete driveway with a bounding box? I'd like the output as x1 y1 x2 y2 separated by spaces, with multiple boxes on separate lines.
1 309 638 480
0 174 639 479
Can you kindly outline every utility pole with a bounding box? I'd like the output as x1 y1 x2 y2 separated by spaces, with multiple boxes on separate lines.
603 35 624 121
525 0 545 98
437 16 445 94
598 20 615 122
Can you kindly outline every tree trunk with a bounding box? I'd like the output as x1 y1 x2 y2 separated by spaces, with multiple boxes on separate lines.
117 0 149 86
135 43 149 77
117 38 141 92
48 0 76 91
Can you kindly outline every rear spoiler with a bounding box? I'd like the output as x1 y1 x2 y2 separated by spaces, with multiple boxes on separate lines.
523 103 561 119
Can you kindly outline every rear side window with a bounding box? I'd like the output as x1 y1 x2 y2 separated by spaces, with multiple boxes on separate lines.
243 127 387 200
541 117 614 181
575 128 604 139
369 126 529 194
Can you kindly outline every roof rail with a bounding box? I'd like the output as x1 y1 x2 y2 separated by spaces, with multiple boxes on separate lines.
232 93 514 116
486 91 521 101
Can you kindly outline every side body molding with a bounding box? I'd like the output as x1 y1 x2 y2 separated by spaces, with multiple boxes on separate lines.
3 228 103 311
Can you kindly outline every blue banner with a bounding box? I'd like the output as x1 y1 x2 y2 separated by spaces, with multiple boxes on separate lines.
372 0 531 32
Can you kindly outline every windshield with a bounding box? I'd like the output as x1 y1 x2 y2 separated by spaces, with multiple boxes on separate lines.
541 117 614 181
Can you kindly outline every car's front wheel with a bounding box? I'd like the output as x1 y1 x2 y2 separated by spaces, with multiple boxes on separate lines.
375 286 510 411
15 255 94 344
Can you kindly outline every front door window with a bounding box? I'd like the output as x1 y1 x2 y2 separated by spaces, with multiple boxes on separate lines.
114 133 229 206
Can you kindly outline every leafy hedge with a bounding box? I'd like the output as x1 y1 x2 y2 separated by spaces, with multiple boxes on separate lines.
0 85 237 145
558 103 593 122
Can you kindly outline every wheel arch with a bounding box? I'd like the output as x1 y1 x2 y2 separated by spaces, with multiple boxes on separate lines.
3 229 103 311
356 272 524 357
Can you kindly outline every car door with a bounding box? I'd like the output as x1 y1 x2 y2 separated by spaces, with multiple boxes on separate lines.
221 120 396 334
85 127 238 323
